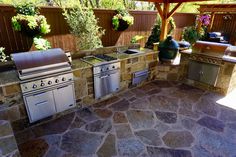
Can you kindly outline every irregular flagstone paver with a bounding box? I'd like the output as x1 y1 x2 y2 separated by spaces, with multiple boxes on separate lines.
85 119 112 133
134 129 162 146
181 118 196 130
192 145 213 157
155 111 177 123
149 95 179 112
92 96 120 108
113 112 128 123
152 80 174 88
118 138 145 156
130 98 149 109
154 120 170 135
77 107 98 122
196 98 218 117
227 122 236 131
115 124 134 139
128 97 137 102
118 90 135 99
42 134 61 147
97 134 117 157
32 112 75 137
147 147 192 157
196 128 236 157
178 107 200 119
219 107 236 122
70 116 86 129
178 99 193 110
18 138 48 157
127 110 155 130
138 83 157 92
130 89 147 98
197 116 225 132
44 146 63 157
146 88 162 95
109 99 129 111
94 108 113 118
162 131 194 148
60 129 104 156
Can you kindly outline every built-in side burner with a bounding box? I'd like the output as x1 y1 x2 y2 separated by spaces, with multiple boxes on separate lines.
81 54 120 99
94 54 117 61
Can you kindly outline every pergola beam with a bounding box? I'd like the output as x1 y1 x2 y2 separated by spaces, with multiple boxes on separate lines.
168 2 183 19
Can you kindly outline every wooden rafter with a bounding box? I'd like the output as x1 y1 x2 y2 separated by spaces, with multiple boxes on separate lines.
136 0 211 40
168 2 183 18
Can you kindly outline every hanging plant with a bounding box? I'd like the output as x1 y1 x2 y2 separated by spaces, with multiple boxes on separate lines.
0 47 9 63
11 2 51 50
112 8 134 31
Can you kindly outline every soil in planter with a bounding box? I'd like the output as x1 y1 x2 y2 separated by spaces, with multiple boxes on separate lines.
116 19 129 31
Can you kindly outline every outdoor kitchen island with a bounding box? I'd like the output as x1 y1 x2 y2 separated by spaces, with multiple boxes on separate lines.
1 45 236 156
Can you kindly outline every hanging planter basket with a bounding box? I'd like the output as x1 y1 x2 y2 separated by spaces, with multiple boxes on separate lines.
18 19 41 37
116 19 129 31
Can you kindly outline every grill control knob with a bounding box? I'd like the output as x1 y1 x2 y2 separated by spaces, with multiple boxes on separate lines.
48 81 52 85
41 83 45 87
55 79 59 83
112 66 115 69
107 67 109 70
62 77 66 81
32 84 37 89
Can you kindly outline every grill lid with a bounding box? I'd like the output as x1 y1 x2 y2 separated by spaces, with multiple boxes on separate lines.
12 48 69 70
192 41 231 55
11 48 71 80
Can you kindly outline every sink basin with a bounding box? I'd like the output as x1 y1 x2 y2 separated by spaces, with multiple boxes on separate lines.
122 49 143 55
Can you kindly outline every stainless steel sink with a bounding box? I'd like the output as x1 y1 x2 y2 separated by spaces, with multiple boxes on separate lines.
121 49 143 55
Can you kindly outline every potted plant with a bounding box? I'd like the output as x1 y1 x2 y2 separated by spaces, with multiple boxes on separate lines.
112 8 134 31
182 14 210 45
11 2 51 51
11 2 51 37
0 47 14 71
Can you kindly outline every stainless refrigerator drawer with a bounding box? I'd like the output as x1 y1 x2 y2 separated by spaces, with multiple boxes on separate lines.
25 91 56 123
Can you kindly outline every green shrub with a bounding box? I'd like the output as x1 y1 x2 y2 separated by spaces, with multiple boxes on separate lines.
63 5 104 50
0 47 9 62
33 37 51 50
182 26 204 45
112 8 134 31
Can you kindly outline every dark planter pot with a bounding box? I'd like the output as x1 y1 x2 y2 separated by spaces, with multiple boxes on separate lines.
158 36 179 62
0 61 14 72
114 19 129 31
19 19 41 37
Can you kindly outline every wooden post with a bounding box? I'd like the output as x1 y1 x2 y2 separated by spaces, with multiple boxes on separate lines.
160 2 170 40
208 12 215 32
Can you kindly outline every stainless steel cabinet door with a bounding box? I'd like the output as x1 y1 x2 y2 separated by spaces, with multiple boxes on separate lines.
25 91 56 123
53 84 76 113
188 60 220 86
94 70 120 99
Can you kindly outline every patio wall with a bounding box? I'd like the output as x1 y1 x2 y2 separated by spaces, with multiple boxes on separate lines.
0 4 197 55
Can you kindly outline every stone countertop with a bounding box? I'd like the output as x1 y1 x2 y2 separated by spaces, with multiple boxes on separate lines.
72 58 92 70
0 70 19 86
0 48 157 86
180 49 236 63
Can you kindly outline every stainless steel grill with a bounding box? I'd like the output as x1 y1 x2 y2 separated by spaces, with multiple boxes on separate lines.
12 48 76 123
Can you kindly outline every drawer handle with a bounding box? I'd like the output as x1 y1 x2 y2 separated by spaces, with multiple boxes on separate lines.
35 100 47 106
57 85 68 90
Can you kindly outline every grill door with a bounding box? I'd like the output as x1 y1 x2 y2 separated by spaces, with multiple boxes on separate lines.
53 84 76 113
188 60 220 86
25 91 56 123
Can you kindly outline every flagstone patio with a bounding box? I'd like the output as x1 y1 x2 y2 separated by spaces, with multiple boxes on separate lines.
14 81 236 157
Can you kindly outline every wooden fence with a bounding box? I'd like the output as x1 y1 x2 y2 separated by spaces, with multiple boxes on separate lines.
0 5 199 55
0 5 197 55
